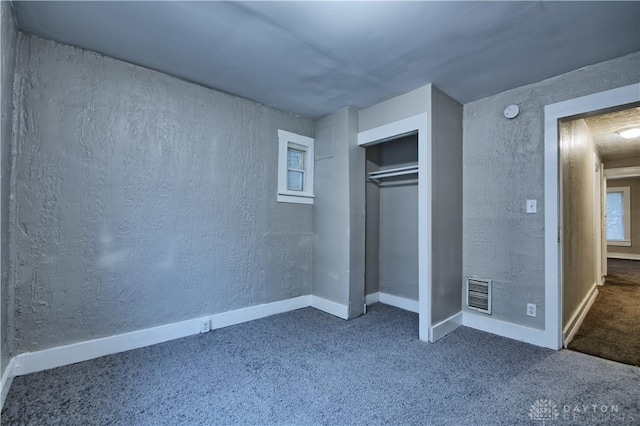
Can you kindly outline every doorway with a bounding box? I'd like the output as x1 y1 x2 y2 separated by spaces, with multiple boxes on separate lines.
559 105 640 365
544 83 640 354
357 113 431 341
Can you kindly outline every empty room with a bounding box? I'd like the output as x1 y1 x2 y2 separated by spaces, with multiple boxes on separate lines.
1 1 639 425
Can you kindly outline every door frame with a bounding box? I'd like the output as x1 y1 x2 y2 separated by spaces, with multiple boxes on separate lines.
593 155 603 286
544 83 640 350
358 113 431 341
602 169 608 278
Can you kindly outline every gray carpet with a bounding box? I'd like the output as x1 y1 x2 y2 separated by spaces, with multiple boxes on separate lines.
2 304 639 425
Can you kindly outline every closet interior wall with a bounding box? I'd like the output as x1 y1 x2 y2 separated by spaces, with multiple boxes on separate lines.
365 135 419 302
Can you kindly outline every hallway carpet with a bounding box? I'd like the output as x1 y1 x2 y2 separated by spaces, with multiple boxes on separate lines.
568 259 640 366
3 304 639 425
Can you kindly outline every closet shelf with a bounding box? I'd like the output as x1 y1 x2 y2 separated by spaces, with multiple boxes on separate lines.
368 164 419 182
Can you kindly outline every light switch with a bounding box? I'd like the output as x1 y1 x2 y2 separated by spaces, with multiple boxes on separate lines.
526 199 537 214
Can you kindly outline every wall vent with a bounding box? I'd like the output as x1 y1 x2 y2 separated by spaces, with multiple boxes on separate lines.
466 277 492 314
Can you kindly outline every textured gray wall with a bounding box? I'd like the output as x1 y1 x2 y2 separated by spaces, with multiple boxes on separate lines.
463 51 640 329
12 35 313 353
1 0 17 378
606 176 640 256
429 87 463 325
561 120 599 327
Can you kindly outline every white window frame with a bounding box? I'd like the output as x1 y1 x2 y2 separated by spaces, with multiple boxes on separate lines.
606 186 631 246
277 129 314 204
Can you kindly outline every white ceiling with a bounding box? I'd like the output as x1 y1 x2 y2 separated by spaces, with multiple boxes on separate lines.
584 106 640 162
11 1 640 119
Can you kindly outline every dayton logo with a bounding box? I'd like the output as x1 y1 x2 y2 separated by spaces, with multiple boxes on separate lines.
529 399 560 425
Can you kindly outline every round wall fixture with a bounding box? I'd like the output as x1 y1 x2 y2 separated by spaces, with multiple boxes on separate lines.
503 104 520 119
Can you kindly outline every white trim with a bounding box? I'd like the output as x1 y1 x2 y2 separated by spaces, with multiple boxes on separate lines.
594 156 603 289
418 110 432 342
208 295 311 329
462 312 553 349
544 83 640 351
365 292 420 314
12 295 311 377
563 284 598 347
368 165 419 181
357 115 423 146
607 253 640 260
604 166 640 180
357 112 430 342
276 194 314 204
310 295 349 320
1 358 16 410
430 311 463 342
365 292 380 305
379 292 419 313
607 240 631 247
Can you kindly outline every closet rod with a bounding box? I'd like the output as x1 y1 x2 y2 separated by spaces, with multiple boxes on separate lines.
368 165 419 180
375 178 419 187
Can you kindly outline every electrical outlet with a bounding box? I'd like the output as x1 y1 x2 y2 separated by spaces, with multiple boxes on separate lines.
526 303 537 317
199 318 210 333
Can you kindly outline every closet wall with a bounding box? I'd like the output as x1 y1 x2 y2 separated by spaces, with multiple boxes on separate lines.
429 87 463 327
315 83 462 341
359 84 462 341
313 107 364 319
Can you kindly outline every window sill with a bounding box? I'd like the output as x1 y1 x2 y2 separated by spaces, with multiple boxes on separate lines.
277 193 314 205
607 240 631 247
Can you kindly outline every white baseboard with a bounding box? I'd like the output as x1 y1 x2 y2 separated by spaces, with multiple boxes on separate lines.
210 295 311 329
462 311 553 349
365 292 380 305
366 292 419 314
563 284 598 347
430 311 463 342
607 253 640 261
310 295 349 320
379 292 419 313
12 295 311 377
1 358 16 410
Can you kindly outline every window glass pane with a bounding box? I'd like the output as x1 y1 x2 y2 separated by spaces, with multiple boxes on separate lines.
287 148 304 170
287 170 304 191
606 192 624 240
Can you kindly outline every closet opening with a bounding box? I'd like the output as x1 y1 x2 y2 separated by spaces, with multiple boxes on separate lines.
365 133 420 317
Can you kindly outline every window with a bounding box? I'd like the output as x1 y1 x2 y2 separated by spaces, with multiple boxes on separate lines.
277 130 314 204
287 147 305 191
606 186 631 246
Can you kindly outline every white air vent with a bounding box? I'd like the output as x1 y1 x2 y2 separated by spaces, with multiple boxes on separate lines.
466 277 492 314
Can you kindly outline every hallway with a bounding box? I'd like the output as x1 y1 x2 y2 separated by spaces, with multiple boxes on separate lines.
568 259 640 366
